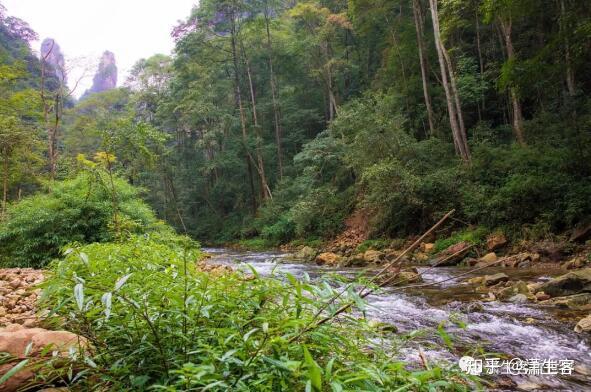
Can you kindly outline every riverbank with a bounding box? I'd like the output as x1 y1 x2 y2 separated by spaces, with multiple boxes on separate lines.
205 247 591 391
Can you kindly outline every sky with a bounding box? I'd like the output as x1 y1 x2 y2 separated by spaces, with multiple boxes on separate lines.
3 0 197 97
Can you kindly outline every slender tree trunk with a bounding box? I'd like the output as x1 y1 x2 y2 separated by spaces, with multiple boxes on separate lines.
499 18 526 145
429 0 470 162
264 1 284 180
412 0 436 136
230 11 258 212
243 52 272 200
475 10 485 120
560 0 576 97
2 154 8 219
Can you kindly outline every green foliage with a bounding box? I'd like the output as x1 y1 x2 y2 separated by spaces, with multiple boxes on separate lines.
40 236 471 390
356 239 391 253
236 237 278 250
0 171 161 267
433 227 488 253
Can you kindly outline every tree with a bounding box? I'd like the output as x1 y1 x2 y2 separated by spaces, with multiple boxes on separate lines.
429 0 471 161
482 0 529 145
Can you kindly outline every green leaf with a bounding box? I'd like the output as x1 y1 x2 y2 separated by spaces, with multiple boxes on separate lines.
0 359 29 385
114 273 132 291
79 252 89 266
74 283 84 311
303 345 322 391
101 292 112 319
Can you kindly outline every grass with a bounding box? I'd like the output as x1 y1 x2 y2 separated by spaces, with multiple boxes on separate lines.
433 227 488 253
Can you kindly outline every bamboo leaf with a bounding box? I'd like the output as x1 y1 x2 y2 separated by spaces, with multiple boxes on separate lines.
0 359 29 385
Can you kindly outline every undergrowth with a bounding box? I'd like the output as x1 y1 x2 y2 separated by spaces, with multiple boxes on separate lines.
35 235 475 391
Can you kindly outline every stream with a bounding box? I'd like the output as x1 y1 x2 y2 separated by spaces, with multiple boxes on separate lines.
204 248 591 391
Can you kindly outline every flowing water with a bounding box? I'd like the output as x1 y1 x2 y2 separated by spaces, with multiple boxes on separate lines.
204 248 591 391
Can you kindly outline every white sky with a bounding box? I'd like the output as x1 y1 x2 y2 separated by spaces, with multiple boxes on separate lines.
2 0 197 97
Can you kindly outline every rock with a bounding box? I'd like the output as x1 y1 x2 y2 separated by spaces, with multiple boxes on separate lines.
340 254 367 267
574 315 591 333
0 326 86 391
517 381 542 391
530 241 571 262
575 364 591 376
367 319 398 333
8 279 21 289
467 276 484 285
40 38 66 83
540 293 591 310
562 256 588 270
570 221 591 242
294 246 317 261
434 241 472 266
501 252 540 268
486 233 507 251
497 281 529 300
509 294 528 304
413 252 429 263
395 271 422 285
315 252 342 266
362 250 385 264
81 51 118 98
463 257 478 267
535 268 591 297
420 243 435 253
479 252 498 265
535 292 550 301
459 302 484 313
484 273 509 286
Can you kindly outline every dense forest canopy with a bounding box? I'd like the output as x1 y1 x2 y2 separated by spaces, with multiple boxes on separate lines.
1 0 591 245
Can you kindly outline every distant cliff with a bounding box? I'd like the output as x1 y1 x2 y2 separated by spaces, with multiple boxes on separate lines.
40 38 66 85
81 51 117 99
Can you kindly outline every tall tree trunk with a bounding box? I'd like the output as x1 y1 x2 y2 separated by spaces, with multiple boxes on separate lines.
264 1 284 180
499 18 526 146
243 51 272 200
475 10 485 120
412 0 436 136
560 0 576 97
230 11 258 212
428 0 471 162
2 154 8 219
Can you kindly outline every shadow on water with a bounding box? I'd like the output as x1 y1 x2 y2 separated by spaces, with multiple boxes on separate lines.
204 248 591 391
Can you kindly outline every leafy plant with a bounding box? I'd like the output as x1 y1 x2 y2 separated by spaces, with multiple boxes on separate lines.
0 171 162 267
40 236 473 391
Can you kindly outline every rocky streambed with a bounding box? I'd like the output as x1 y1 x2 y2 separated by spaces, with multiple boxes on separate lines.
205 247 591 391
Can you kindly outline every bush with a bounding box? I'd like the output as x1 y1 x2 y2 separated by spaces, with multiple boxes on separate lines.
433 227 488 253
39 236 472 390
0 172 162 267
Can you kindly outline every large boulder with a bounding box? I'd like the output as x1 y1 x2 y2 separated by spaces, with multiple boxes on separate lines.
484 273 510 286
486 233 507 251
0 325 86 391
562 256 589 270
362 250 385 264
497 280 529 300
539 293 591 310
433 241 472 266
475 252 498 268
574 315 591 333
294 246 317 262
499 252 540 269
535 268 591 297
315 252 342 266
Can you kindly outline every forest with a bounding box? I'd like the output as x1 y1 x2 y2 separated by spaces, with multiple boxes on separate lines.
0 0 591 390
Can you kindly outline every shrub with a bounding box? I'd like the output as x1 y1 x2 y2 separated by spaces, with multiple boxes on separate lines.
433 227 488 253
0 172 161 267
39 236 472 390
